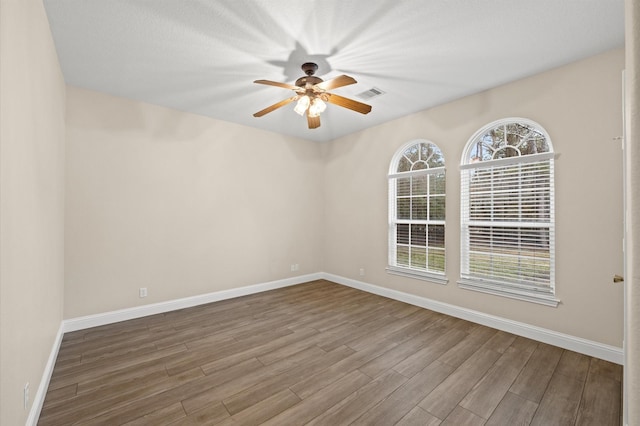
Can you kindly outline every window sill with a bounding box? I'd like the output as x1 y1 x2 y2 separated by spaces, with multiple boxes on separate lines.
457 278 560 307
386 266 448 285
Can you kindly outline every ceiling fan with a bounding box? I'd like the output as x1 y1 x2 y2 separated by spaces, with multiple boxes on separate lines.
252 62 372 129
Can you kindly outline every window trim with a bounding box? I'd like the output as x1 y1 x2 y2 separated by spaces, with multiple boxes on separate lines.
386 265 449 285
459 118 559 307
387 139 448 284
457 278 559 307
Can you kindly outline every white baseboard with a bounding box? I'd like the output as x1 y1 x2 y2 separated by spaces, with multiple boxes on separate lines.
27 323 64 426
62 273 322 333
322 273 624 365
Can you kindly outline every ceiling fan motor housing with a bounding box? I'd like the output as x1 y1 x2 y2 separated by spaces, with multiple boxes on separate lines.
295 76 322 87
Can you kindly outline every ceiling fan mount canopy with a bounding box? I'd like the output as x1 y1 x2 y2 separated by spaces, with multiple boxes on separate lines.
252 62 372 129
301 62 319 76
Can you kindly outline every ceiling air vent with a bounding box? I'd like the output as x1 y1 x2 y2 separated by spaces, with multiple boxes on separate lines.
356 87 385 100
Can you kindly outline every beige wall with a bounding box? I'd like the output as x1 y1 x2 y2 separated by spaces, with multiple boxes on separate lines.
323 48 625 347
0 0 66 424
625 0 640 423
64 88 324 318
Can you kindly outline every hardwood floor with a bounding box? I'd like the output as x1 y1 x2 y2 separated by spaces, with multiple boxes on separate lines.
38 280 622 425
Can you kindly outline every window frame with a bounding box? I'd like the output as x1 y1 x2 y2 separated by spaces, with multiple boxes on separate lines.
387 139 448 285
458 117 559 306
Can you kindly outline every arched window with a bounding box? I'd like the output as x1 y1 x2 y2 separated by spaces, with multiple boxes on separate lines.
387 140 447 284
459 118 558 306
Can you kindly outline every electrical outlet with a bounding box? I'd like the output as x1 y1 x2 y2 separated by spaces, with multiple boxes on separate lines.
139 287 148 298
294 264 299 271
290 264 295 272
359 268 365 276
24 382 29 409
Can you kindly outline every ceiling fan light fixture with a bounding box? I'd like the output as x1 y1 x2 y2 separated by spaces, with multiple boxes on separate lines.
294 95 310 115
308 98 326 117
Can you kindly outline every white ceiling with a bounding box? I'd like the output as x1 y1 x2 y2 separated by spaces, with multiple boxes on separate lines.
44 0 624 143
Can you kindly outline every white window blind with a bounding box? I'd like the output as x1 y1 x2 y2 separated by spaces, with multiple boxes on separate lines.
459 119 557 306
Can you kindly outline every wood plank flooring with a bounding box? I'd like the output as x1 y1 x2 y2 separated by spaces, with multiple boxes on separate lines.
38 280 622 425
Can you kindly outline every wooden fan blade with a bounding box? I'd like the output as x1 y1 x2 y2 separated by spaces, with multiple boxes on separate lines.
307 114 321 129
253 96 297 117
314 75 357 91
254 79 300 91
325 93 372 114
